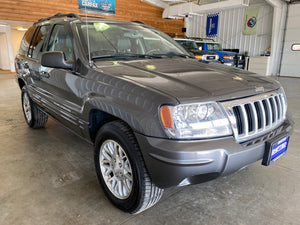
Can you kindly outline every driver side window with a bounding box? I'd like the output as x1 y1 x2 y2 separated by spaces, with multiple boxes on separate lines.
47 24 73 61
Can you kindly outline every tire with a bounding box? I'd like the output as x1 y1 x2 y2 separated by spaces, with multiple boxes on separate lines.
94 120 164 214
21 86 48 129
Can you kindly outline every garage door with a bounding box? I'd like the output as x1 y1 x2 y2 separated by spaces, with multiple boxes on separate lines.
280 4 300 77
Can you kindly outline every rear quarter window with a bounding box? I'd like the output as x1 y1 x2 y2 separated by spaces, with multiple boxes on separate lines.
18 26 36 56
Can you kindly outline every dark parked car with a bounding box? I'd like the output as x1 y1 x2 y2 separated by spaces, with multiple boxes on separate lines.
15 13 293 214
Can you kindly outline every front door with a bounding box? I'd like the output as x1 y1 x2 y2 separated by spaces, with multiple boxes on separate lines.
38 23 85 135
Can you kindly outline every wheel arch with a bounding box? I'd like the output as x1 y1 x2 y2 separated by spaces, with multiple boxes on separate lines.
88 109 135 143
18 78 26 90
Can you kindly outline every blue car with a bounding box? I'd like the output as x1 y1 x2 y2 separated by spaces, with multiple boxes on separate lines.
195 41 245 69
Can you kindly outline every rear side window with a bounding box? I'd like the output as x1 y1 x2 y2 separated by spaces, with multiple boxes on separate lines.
291 44 300 51
29 25 50 59
47 24 73 61
19 26 36 56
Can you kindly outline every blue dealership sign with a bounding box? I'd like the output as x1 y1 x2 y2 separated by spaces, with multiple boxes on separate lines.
206 13 219 37
79 0 115 16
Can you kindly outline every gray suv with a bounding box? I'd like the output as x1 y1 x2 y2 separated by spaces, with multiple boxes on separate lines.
15 13 294 214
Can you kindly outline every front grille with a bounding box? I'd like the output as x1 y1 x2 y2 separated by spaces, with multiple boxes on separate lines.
204 55 216 61
221 91 286 142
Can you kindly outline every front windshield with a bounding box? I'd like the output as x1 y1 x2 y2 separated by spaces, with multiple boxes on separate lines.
77 22 189 59
206 43 223 51
175 40 198 50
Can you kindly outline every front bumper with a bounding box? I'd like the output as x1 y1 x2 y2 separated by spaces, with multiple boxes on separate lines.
135 116 293 188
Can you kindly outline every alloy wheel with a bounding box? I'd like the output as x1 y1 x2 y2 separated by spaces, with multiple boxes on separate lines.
99 139 133 199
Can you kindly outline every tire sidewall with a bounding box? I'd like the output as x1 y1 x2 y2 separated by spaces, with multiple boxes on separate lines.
21 86 34 127
94 123 143 212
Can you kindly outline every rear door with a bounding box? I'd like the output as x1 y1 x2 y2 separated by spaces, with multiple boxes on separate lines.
25 24 51 105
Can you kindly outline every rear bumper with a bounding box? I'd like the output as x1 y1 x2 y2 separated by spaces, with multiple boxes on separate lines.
135 116 293 188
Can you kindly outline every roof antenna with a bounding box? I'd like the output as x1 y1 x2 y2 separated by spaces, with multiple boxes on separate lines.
85 6 92 67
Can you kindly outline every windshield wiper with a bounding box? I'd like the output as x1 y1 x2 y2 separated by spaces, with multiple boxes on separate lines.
155 52 194 58
91 53 162 60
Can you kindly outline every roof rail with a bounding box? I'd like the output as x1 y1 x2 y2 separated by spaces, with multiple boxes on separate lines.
79 15 104 19
36 13 81 23
188 37 215 42
131 20 147 25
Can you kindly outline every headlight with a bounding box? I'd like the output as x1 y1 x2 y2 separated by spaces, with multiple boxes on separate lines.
160 102 232 139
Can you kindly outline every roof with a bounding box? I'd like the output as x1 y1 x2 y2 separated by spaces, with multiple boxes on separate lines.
35 12 147 26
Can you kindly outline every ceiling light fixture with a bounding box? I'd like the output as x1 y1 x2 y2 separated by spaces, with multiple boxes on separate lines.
17 27 28 31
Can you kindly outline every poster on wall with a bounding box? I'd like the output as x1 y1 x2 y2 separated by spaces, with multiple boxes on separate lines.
243 7 259 35
206 13 219 37
78 0 115 16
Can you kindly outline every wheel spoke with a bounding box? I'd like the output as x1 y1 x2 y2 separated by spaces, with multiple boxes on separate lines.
102 150 112 161
123 179 131 195
101 158 110 165
108 142 115 156
117 180 123 197
124 173 133 181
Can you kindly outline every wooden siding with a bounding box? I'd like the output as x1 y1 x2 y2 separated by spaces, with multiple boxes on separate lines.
0 0 184 35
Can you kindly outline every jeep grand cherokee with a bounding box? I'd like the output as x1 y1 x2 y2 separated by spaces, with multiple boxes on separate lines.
15 13 294 214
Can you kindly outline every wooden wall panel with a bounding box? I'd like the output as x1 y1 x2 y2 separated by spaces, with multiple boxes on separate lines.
0 0 184 35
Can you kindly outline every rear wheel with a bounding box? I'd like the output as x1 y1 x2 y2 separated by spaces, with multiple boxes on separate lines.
21 86 48 128
94 120 164 214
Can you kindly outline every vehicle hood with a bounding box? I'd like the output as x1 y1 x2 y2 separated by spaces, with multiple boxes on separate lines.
94 58 280 103
199 51 218 56
188 49 204 55
189 49 218 56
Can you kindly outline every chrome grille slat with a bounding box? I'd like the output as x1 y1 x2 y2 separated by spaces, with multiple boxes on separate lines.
250 102 258 133
265 99 272 127
258 100 266 130
275 95 282 119
221 91 286 142
271 97 278 124
279 94 286 118
240 105 249 136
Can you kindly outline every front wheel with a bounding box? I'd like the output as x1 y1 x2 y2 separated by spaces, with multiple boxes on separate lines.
94 120 164 214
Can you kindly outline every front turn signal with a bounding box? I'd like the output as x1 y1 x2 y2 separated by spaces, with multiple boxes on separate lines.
160 106 173 129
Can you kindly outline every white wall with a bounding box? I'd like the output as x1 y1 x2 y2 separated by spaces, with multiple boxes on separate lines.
280 3 300 77
0 33 10 70
0 25 15 72
10 29 26 58
186 3 273 56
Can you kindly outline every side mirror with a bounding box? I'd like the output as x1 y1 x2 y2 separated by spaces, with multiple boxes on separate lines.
41 51 73 69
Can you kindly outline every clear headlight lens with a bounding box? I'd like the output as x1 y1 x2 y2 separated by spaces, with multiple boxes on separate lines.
160 102 232 139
